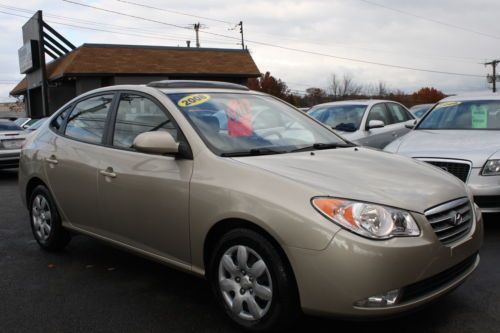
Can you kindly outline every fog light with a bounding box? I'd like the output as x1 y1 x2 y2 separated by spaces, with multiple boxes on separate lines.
354 289 401 308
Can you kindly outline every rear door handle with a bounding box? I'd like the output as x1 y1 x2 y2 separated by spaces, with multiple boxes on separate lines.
45 156 59 165
100 168 117 178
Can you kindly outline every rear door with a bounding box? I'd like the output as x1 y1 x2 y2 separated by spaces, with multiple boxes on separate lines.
44 93 116 232
357 103 394 148
97 92 193 264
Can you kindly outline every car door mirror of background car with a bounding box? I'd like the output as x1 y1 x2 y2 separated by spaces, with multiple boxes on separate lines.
405 119 417 129
133 131 179 155
367 120 385 129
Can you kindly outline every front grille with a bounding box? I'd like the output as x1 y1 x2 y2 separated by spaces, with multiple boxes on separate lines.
474 196 500 209
399 254 478 303
425 198 473 245
422 160 471 183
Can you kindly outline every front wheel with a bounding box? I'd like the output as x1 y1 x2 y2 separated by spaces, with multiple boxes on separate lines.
208 228 300 331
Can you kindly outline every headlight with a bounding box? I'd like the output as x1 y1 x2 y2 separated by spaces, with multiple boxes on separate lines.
482 160 500 176
312 197 420 239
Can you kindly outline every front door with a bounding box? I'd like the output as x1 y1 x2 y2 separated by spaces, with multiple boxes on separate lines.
97 93 193 264
358 103 395 148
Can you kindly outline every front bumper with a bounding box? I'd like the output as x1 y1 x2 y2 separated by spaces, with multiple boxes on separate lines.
0 149 21 169
468 168 500 213
287 211 483 317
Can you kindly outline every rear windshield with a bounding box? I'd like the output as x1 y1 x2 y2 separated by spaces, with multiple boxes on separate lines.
418 100 500 130
0 121 23 131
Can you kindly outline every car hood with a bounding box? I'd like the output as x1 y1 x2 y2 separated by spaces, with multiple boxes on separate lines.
234 147 467 214
391 130 500 167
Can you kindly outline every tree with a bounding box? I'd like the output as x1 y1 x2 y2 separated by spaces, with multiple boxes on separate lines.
328 73 363 99
412 87 446 105
304 87 327 106
247 71 290 99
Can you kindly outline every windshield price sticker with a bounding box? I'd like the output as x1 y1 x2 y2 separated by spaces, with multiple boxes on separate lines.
471 105 488 129
434 101 461 109
178 94 211 107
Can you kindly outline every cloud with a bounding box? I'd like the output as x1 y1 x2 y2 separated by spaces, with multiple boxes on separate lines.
0 0 498 101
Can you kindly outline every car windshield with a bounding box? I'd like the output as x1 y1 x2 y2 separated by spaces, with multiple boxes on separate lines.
418 100 500 130
14 118 28 126
0 121 23 131
28 118 47 130
308 105 366 131
168 92 347 156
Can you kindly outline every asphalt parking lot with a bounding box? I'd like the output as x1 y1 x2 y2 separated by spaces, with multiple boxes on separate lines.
0 169 499 333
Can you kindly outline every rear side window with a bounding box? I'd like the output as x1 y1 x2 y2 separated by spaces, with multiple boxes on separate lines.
112 94 178 149
65 94 114 144
367 104 391 126
387 103 412 123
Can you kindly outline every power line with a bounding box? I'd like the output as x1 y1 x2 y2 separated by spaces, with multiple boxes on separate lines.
0 9 237 47
0 3 237 45
115 0 235 25
61 0 485 78
111 0 484 63
358 0 500 40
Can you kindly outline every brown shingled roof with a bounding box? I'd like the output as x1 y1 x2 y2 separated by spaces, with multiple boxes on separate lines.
11 44 260 95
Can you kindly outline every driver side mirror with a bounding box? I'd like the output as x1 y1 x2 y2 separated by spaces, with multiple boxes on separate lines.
405 119 417 129
367 120 385 129
133 131 179 155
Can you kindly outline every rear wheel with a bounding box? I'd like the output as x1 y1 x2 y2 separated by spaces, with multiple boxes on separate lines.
208 228 300 331
29 185 71 251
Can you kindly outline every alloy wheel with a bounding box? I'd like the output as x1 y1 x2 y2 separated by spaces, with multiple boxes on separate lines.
32 194 52 242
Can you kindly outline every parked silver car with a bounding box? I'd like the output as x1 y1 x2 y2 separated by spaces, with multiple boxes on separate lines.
386 94 500 213
0 119 27 169
410 103 434 118
308 100 415 148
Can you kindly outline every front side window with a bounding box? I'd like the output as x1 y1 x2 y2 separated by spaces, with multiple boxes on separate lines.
387 103 412 123
112 94 178 149
168 93 346 155
367 104 391 126
418 100 500 130
65 94 114 144
309 105 366 131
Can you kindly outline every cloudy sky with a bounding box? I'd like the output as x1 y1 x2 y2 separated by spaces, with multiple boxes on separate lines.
0 0 499 101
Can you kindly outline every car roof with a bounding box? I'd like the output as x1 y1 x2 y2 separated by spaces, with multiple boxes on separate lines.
72 82 266 101
310 99 398 108
440 92 500 102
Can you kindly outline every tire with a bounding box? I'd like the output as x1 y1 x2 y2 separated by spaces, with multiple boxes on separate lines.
29 185 71 251
208 228 300 332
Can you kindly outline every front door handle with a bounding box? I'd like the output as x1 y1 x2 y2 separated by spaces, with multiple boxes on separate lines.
46 155 59 165
100 167 117 178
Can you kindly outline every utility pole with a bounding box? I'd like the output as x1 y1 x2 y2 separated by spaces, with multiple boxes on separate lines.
194 22 201 48
484 60 500 93
238 21 245 50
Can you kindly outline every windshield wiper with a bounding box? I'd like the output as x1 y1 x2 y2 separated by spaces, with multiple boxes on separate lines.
220 148 287 157
290 142 356 153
